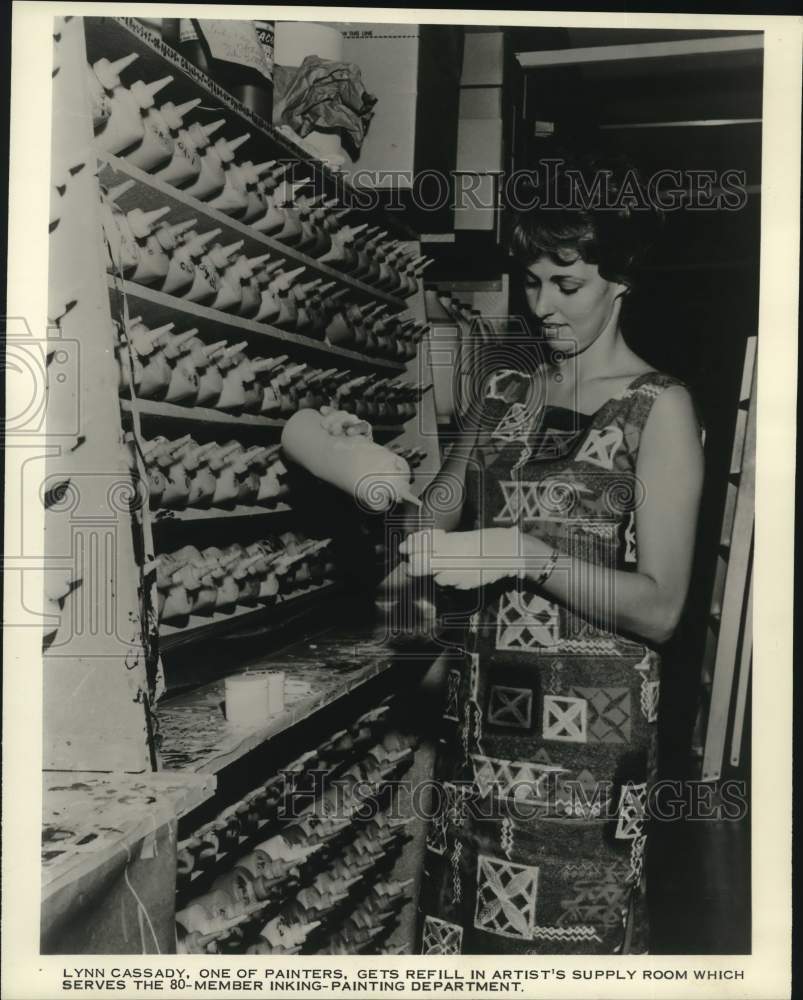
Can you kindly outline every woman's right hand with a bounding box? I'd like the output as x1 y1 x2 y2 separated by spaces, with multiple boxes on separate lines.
319 405 373 440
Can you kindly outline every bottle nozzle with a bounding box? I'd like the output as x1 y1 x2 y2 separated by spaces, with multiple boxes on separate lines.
204 340 229 360
139 75 173 109
142 321 176 348
218 240 245 261
130 204 171 236
166 433 193 454
169 329 199 352
247 252 273 270
194 227 223 250
165 218 198 242
252 160 277 177
282 266 306 285
221 341 249 359
202 118 226 139
263 257 287 275
227 132 251 154
92 52 139 90
172 97 202 120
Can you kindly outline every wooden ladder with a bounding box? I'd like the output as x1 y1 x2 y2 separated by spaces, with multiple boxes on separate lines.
693 335 756 782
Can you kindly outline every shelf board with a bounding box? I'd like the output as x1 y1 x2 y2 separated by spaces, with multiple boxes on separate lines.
158 580 339 651
153 503 293 525
120 397 285 432
85 17 417 242
120 398 406 441
107 276 405 374
42 769 217 899
155 621 397 775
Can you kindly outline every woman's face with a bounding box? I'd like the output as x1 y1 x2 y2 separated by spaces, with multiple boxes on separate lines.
523 254 624 356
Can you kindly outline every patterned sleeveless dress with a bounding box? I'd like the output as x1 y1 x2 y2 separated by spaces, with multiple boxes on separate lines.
417 370 689 955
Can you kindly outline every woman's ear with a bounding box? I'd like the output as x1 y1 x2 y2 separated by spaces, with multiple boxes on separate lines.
612 280 631 301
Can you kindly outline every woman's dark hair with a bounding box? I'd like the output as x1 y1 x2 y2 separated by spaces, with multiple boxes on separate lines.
506 150 662 288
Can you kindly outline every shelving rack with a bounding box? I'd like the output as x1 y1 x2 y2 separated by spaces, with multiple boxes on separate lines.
43 16 441 955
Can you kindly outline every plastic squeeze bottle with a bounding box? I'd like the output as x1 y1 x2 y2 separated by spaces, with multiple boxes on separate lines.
86 53 139 131
129 97 201 172
213 252 272 314
214 342 250 411
154 118 225 188
95 75 173 157
281 409 420 511
172 440 219 508
253 258 288 324
183 132 251 202
161 226 221 296
184 239 244 305
99 180 140 277
162 329 202 404
119 319 176 398
131 217 197 287
195 341 229 408
236 254 275 318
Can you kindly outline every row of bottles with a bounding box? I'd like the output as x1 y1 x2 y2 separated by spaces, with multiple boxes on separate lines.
89 54 431 302
102 182 430 355
155 531 332 623
140 435 288 511
175 704 417 953
118 316 427 423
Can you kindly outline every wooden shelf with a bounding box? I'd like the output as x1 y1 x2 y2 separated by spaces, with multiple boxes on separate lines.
158 580 339 651
153 503 293 525
155 621 397 775
107 276 405 374
85 17 417 242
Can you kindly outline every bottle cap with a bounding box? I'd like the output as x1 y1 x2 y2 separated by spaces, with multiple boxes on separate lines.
135 321 175 354
170 96 201 123
165 433 193 455
218 132 251 161
221 340 249 360
278 265 306 287
167 329 199 355
133 75 174 111
189 227 223 254
262 257 287 275
199 118 226 141
246 252 273 272
203 340 228 361
156 217 197 250
212 240 245 265
92 52 139 90
127 205 171 238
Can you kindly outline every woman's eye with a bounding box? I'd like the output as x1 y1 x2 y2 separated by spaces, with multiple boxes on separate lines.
559 286 579 296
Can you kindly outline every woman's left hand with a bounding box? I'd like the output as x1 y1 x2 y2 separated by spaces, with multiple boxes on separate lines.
398 527 521 589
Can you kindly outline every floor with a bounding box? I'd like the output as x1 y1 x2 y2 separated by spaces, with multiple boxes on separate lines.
649 795 751 953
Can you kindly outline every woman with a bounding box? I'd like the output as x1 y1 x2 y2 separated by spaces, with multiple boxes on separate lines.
321 155 703 954
397 157 705 955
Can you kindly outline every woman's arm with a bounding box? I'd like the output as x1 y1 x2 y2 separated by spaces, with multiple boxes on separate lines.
520 385 704 644
402 386 704 646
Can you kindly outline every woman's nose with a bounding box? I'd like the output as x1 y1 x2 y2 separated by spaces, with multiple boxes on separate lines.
528 288 554 320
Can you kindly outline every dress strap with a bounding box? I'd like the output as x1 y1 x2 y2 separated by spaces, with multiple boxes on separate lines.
616 371 700 465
